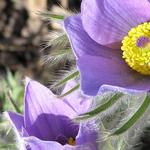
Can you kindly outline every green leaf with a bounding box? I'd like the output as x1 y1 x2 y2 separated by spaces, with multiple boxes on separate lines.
47 33 69 48
39 11 65 20
54 70 79 87
43 48 73 66
6 69 17 89
75 92 123 121
42 33 74 66
7 90 21 113
58 83 80 98
1 70 24 113
111 93 150 135
50 48 72 57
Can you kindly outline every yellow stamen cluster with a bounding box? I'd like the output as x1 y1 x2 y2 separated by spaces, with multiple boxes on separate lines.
121 22 150 75
67 137 76 145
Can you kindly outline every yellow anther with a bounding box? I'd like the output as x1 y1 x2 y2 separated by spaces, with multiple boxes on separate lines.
121 22 150 75
67 137 76 146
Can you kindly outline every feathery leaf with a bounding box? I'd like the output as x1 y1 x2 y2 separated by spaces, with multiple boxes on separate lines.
111 93 150 135
54 70 79 87
40 11 65 20
75 92 123 121
58 83 80 98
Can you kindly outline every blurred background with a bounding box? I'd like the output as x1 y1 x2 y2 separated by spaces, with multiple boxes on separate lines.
0 0 81 149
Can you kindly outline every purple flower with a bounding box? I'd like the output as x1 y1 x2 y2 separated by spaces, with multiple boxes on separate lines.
64 0 150 96
6 78 98 150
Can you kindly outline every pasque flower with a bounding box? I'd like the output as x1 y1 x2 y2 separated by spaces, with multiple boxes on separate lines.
64 0 150 96
6 78 98 150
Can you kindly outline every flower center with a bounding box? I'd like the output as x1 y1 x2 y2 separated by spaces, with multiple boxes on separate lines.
56 135 76 146
67 137 76 145
121 22 150 75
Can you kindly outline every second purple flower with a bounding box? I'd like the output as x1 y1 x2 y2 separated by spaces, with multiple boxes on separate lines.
7 78 99 150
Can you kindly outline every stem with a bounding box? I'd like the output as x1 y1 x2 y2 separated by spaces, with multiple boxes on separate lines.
7 90 21 113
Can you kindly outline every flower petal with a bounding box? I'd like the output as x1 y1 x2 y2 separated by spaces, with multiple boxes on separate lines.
78 54 150 96
64 15 118 58
76 122 98 150
81 0 150 47
6 112 24 135
64 15 150 96
24 136 63 150
24 136 89 150
24 78 77 140
24 136 98 150
62 80 92 115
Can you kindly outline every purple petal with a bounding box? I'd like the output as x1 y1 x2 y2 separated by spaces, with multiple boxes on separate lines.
64 15 120 58
76 122 98 150
64 15 113 58
24 136 97 150
62 80 92 115
24 136 63 150
99 85 145 95
27 113 79 142
64 16 150 96
6 112 24 135
81 0 150 47
78 54 150 96
24 136 88 150
24 78 78 141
